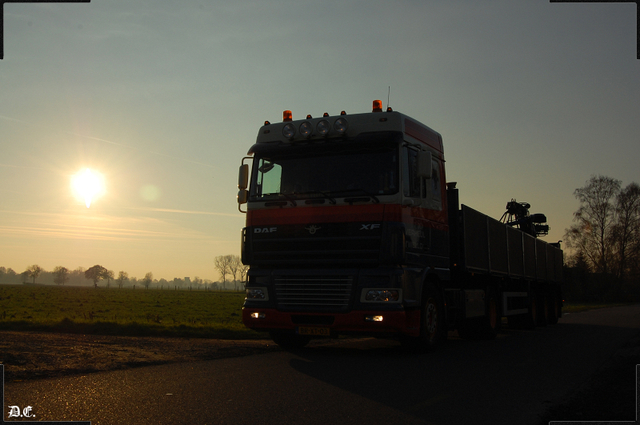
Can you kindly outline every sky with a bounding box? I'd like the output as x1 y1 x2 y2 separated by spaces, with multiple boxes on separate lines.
0 0 638 282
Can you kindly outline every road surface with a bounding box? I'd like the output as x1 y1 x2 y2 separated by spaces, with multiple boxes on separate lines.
3 304 640 425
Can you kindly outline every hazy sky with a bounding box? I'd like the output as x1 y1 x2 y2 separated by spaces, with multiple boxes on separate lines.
1 1 638 281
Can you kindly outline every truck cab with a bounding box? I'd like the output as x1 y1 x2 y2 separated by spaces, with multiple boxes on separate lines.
238 101 450 347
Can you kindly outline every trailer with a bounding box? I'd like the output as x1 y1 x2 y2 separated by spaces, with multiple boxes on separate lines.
238 100 563 348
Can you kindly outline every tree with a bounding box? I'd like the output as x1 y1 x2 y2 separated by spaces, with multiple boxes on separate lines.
53 266 70 286
611 183 640 280
214 255 232 289
85 265 108 288
142 272 153 289
116 271 128 288
565 176 621 275
565 176 640 283
25 264 43 284
228 255 242 284
104 270 115 288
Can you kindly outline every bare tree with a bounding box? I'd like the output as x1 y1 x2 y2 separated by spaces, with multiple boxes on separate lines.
142 272 153 289
25 264 43 284
214 255 232 289
565 176 621 274
103 270 114 288
611 183 640 280
53 266 70 286
116 271 128 288
228 255 243 285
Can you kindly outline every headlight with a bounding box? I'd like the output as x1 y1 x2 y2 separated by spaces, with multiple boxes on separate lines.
282 123 296 139
316 120 330 137
333 117 348 134
361 289 401 303
246 287 269 300
299 121 313 138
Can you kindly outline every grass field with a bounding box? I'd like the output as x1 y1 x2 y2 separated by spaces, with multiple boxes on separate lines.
0 284 632 339
0 284 263 339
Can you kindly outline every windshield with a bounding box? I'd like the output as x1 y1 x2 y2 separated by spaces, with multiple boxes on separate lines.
250 140 399 201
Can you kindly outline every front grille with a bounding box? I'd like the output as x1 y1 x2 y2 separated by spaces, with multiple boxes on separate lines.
247 222 383 266
253 236 380 265
274 276 353 311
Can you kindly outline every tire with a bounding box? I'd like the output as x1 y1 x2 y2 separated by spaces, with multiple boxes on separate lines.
479 293 501 339
537 291 549 327
509 291 538 330
548 289 560 325
421 287 447 348
269 331 311 349
458 290 501 340
402 286 446 350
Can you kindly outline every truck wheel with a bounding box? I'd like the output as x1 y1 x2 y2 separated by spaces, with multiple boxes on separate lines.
399 286 446 350
269 331 311 349
517 291 537 330
536 292 549 327
548 290 560 325
479 294 501 339
458 291 500 340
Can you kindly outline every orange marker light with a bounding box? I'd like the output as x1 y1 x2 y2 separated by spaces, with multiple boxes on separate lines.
372 100 383 112
283 110 293 122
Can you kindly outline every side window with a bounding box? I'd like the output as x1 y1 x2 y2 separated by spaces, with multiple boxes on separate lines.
429 159 442 209
256 159 282 197
402 147 420 198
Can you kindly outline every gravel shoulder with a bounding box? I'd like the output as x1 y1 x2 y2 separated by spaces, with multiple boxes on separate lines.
0 331 281 382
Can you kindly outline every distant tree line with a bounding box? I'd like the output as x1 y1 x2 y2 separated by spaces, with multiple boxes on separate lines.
0 259 245 291
564 175 640 302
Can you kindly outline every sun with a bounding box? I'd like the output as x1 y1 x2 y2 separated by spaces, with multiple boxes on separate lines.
71 168 105 208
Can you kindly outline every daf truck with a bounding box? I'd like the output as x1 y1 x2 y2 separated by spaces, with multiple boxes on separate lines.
238 100 563 349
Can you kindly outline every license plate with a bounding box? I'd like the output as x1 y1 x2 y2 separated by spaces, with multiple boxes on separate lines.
297 326 330 336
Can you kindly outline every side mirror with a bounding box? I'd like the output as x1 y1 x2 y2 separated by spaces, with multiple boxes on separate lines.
238 164 249 190
417 151 432 179
237 189 248 213
237 189 248 204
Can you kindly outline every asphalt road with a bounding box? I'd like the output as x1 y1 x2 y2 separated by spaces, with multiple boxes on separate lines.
3 304 640 425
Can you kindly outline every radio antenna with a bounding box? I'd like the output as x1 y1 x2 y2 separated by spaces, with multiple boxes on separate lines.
386 86 391 110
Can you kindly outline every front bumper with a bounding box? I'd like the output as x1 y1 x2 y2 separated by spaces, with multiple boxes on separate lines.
242 307 420 337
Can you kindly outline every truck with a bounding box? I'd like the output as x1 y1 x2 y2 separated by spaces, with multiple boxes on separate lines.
237 100 563 349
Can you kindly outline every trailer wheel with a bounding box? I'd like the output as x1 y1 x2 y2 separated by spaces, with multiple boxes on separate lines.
537 292 549 327
548 289 560 325
269 331 311 349
458 291 501 340
513 290 537 330
480 293 501 339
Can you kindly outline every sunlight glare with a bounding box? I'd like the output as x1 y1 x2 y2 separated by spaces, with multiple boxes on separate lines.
71 168 105 208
